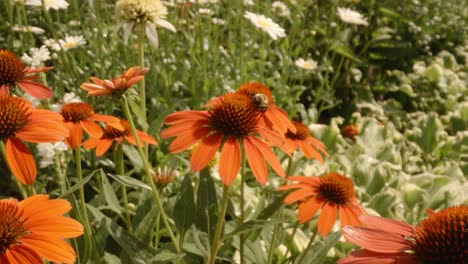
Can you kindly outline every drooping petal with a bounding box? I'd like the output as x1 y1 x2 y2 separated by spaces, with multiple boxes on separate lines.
337 249 419 264
91 114 123 130
167 127 212 153
300 140 324 163
244 136 268 185
218 137 241 186
145 24 159 48
360 215 415 237
248 136 285 177
155 18 177 32
136 130 157 145
80 120 103 138
95 138 113 156
16 81 53 99
297 196 324 224
64 122 83 149
190 133 222 172
342 226 415 253
339 205 362 228
82 138 101 150
20 234 77 264
5 138 36 185
318 202 338 236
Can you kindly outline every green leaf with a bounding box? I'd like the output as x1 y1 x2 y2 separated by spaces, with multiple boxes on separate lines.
128 97 149 131
173 174 196 235
58 169 98 198
330 43 361 63
100 170 121 214
195 168 218 242
104 218 183 264
294 231 341 264
222 219 285 241
418 113 441 154
122 144 143 171
108 173 151 190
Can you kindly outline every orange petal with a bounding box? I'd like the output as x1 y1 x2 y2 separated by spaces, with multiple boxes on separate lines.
80 120 103 138
277 183 313 191
16 121 68 143
297 196 323 224
20 234 77 264
244 136 268 185
136 130 157 145
168 127 212 153
190 133 222 172
342 226 415 253
0 84 9 95
286 176 320 186
29 108 63 121
23 217 84 237
337 249 417 264
284 188 317 205
82 138 101 150
160 120 210 138
300 140 324 163
91 114 122 128
17 80 53 99
95 138 113 156
64 122 82 149
318 202 338 236
20 196 71 217
248 136 285 177
339 206 362 228
306 136 329 156
5 138 36 185
5 244 43 264
256 124 285 148
163 110 210 124
360 214 414 237
218 137 241 186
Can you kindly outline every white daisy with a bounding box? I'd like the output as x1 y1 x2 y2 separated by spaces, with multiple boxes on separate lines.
21 45 51 67
272 1 291 18
37 142 68 168
337 7 368 26
58 35 86 50
24 0 69 10
115 0 176 48
12 25 45 34
295 58 318 71
244 11 286 40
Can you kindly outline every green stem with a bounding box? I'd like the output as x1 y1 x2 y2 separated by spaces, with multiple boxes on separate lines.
239 151 247 264
154 212 161 248
208 185 230 264
121 96 181 253
0 142 27 198
297 226 318 264
280 221 299 264
266 217 279 264
137 29 147 131
117 145 133 233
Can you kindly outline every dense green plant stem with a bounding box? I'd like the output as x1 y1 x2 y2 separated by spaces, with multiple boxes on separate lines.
297 226 318 264
137 29 147 131
117 145 133 233
208 185 230 264
239 151 247 264
0 142 27 198
281 221 299 264
121 96 181 254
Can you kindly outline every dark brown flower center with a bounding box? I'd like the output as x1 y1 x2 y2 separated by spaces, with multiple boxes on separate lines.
0 50 25 87
285 121 310 140
318 172 355 205
414 205 467 264
60 102 94 123
0 95 31 140
0 202 26 254
237 82 273 111
103 119 130 139
209 93 261 138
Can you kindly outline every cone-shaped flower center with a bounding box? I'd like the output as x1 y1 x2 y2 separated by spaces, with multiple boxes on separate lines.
0 50 25 87
0 95 31 140
115 0 168 24
60 102 94 123
0 202 26 254
103 120 131 138
414 205 467 264
318 173 355 205
209 93 261 138
237 82 273 112
286 121 309 140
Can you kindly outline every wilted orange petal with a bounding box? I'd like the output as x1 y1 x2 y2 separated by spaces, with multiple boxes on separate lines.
244 137 268 185
298 196 323 224
20 234 77 264
219 137 241 186
17 81 53 99
5 138 36 185
190 133 222 172
249 137 285 177
5 245 43 264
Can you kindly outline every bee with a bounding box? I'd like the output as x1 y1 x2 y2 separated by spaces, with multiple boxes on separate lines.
252 93 269 112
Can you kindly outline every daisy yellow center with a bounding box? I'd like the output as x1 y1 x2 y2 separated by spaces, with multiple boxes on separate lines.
286 121 309 140
0 202 26 254
318 173 355 205
63 41 78 49
258 19 270 29
0 50 25 86
103 120 131 139
0 95 31 140
209 93 261 137
414 205 467 264
60 102 94 123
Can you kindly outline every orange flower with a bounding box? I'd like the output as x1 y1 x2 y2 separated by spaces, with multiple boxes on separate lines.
278 172 366 236
0 50 54 99
80 66 149 96
0 94 68 184
339 205 467 264
281 121 329 163
341 124 359 140
161 92 285 186
82 118 157 156
60 102 123 149
0 195 84 264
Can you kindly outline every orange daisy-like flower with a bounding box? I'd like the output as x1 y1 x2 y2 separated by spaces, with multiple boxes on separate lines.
341 124 359 140
82 118 157 156
339 205 467 264
60 102 123 149
281 121 329 163
161 92 285 186
278 172 366 236
80 66 149 96
0 50 54 99
0 195 84 264
0 94 68 184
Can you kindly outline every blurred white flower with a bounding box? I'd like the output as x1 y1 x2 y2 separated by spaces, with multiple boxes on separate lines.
115 0 176 48
37 142 68 168
25 0 69 10
295 58 318 71
212 18 226 25
243 0 254 6
191 0 218 4
272 1 291 17
12 25 45 34
244 11 286 40
198 8 213 15
337 7 368 26
51 92 81 112
58 35 86 51
21 45 50 67
350 67 362 82
43 38 61 51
